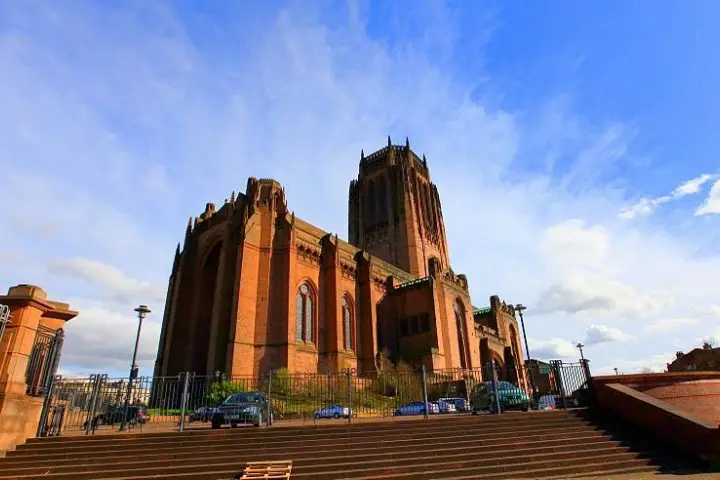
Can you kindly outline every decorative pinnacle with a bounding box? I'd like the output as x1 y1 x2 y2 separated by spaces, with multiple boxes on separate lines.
405 136 410 149
230 190 236 203
175 243 181 256
186 217 192 232
387 135 391 146
361 149 364 160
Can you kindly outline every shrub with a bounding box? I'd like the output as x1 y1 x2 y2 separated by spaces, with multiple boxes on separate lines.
205 381 246 405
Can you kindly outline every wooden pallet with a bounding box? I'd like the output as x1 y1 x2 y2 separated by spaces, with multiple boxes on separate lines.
238 460 292 479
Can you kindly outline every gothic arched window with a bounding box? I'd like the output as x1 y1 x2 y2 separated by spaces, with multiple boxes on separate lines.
454 299 468 369
423 183 432 227
366 180 377 225
342 295 353 351
376 176 388 223
296 283 314 343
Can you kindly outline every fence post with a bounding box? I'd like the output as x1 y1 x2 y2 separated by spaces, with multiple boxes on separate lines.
551 360 567 408
346 370 353 424
178 372 190 432
581 358 595 406
84 374 103 435
267 370 273 427
421 365 429 419
36 374 61 437
491 360 502 414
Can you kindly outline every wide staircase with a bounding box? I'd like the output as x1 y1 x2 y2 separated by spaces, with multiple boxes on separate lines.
0 410 708 479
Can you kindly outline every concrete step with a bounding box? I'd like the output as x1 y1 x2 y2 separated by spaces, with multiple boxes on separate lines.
96 449 670 480
3 409 703 480
21 410 580 447
8 415 593 456
289 450 669 480
0 424 608 468
0 432 628 478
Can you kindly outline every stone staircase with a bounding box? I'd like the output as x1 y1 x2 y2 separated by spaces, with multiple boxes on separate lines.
0 410 707 479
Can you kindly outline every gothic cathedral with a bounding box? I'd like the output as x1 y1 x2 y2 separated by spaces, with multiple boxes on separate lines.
153 139 526 379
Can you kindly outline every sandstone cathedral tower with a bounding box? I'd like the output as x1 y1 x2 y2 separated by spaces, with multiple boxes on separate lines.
154 139 526 380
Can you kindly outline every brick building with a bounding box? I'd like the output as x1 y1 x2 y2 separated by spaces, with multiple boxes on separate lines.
667 342 720 372
153 139 527 378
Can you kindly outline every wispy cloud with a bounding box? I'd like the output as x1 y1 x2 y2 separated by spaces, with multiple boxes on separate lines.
645 318 698 333
619 173 717 219
695 179 720 216
47 258 166 306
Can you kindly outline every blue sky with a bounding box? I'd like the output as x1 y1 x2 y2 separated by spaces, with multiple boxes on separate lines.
1 0 719 377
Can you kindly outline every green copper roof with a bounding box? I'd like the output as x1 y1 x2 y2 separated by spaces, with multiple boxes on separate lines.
472 306 491 315
395 277 431 290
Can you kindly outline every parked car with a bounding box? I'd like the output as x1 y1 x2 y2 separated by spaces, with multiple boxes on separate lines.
394 401 439 416
211 392 273 428
470 381 530 414
190 407 218 422
314 404 351 419
537 394 557 411
438 397 470 412
435 398 458 413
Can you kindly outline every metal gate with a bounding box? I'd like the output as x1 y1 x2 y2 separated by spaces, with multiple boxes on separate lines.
26 328 65 437
0 304 10 345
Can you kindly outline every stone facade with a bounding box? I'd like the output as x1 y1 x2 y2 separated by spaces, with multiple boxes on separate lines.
0 284 77 452
154 140 526 379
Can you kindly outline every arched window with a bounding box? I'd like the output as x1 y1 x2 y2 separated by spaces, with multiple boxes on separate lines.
376 176 388 223
366 180 377 225
342 295 353 351
296 283 314 343
454 300 468 369
423 183 432 227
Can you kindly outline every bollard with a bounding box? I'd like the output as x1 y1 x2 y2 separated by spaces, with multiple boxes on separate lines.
421 365 429 419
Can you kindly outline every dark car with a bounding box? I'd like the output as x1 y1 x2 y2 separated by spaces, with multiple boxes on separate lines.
470 381 530 414
211 392 274 429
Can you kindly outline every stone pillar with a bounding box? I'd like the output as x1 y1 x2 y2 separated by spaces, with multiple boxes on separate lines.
0 284 77 452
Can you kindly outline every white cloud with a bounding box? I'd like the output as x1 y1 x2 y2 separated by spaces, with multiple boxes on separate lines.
595 353 673 375
619 173 717 219
528 338 578 360
48 258 166 305
61 301 161 376
695 179 720 216
1 2 719 377
645 318 698 333
584 324 632 346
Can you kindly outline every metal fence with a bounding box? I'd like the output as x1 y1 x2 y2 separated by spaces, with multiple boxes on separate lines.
0 304 10 345
37 359 592 437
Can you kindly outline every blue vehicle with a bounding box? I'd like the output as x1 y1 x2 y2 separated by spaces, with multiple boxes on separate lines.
394 401 439 416
314 404 351 419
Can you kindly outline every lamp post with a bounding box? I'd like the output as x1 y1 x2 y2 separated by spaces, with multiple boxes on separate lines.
576 343 585 361
513 303 536 400
119 304 151 432
613 368 619 375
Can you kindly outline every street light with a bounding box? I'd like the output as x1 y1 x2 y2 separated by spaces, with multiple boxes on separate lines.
613 367 619 375
576 343 585 361
514 304 531 363
119 304 151 432
513 303 536 400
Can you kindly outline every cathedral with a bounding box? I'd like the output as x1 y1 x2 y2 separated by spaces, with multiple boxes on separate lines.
153 138 527 378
